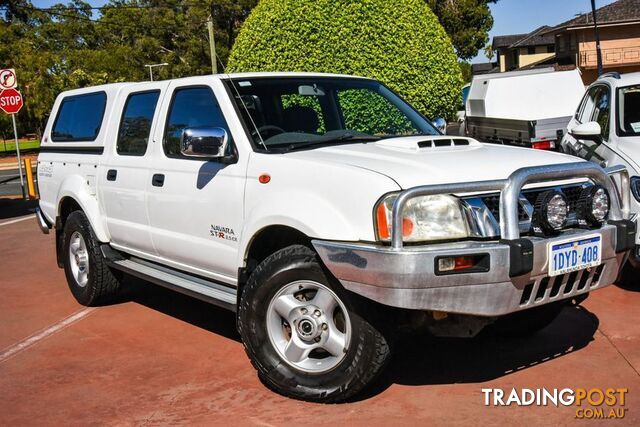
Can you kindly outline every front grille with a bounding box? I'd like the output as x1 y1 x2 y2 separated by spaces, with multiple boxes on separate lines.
482 195 529 222
559 185 585 213
519 264 605 306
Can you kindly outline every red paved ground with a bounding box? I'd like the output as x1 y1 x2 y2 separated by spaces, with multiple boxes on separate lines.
1 216 639 425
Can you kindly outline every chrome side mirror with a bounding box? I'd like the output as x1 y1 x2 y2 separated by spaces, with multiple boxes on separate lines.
569 121 602 144
432 117 447 134
181 127 228 158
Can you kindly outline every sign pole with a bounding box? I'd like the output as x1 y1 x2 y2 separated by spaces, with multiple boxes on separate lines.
11 113 25 199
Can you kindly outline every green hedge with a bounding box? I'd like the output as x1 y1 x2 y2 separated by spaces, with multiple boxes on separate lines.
227 0 463 120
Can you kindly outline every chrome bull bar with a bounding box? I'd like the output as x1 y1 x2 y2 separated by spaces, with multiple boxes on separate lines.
390 162 631 250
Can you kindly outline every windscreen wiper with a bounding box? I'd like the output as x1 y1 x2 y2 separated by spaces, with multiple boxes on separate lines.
279 133 380 153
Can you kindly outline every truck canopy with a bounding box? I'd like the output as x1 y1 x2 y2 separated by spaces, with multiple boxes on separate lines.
466 68 585 121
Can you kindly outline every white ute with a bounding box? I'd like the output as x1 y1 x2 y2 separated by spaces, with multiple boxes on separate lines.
561 71 640 282
36 72 635 402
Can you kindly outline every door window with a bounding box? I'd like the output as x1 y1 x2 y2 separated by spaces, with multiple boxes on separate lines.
591 86 611 141
51 92 107 142
117 91 160 156
578 86 599 123
163 86 232 158
616 85 640 137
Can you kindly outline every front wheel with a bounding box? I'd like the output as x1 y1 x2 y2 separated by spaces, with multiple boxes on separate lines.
238 245 390 403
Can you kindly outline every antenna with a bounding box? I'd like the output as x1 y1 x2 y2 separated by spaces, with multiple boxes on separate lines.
210 41 269 152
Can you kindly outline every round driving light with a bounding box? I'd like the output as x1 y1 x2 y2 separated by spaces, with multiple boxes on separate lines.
578 185 610 227
533 190 568 235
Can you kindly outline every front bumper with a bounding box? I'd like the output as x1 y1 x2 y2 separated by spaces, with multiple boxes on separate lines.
313 225 627 316
314 162 635 317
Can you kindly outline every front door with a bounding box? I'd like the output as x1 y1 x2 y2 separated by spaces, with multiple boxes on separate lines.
567 84 615 167
145 81 247 282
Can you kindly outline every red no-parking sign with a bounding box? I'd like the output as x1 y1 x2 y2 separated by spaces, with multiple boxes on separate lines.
0 88 23 114
0 68 17 90
0 67 26 198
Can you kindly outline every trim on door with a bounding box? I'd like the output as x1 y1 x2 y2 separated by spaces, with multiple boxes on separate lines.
39 146 105 155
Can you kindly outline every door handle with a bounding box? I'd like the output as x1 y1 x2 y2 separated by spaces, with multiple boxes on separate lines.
152 174 165 187
106 169 117 181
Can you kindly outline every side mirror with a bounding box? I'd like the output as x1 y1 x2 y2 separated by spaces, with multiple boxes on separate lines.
432 117 447 134
569 121 602 143
181 127 228 158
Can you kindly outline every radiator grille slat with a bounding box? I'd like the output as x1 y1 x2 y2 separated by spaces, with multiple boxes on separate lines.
519 264 606 307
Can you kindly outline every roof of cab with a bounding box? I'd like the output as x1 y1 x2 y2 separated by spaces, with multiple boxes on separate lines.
56 72 371 97
598 71 640 86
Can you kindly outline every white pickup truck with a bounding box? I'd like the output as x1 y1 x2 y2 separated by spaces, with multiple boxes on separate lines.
561 71 640 282
36 72 635 402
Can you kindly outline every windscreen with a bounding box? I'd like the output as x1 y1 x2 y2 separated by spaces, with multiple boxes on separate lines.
225 77 439 151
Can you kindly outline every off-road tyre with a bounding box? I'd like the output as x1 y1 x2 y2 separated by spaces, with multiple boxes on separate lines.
238 244 390 403
62 210 122 306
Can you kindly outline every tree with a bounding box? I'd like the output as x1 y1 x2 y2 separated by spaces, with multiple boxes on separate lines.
227 0 463 120
1 0 498 135
484 43 495 60
0 0 257 136
427 0 498 61
458 61 472 83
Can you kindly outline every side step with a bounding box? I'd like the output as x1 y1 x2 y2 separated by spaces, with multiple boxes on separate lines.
102 246 237 312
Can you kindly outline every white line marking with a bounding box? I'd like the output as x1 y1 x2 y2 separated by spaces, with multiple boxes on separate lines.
0 307 96 363
0 214 35 227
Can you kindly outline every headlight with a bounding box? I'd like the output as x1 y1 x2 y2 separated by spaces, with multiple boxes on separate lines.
578 185 609 226
375 194 469 242
533 190 568 234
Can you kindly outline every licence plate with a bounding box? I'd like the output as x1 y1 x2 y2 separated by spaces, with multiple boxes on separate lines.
548 235 602 277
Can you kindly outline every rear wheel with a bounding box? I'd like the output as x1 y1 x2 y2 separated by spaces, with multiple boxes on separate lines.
238 245 390 403
62 211 122 306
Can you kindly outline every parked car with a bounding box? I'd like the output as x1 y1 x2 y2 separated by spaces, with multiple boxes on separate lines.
561 71 640 279
35 72 635 402
465 68 586 150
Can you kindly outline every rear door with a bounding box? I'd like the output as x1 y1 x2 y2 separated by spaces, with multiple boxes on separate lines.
99 83 165 254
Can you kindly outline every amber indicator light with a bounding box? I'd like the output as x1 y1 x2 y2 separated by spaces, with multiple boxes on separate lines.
259 174 271 184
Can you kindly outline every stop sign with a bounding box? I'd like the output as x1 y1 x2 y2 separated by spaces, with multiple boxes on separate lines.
0 88 24 114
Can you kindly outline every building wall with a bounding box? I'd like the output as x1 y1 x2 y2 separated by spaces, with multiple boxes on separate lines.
518 46 555 67
499 52 506 72
575 24 640 69
498 49 517 72
498 46 554 71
